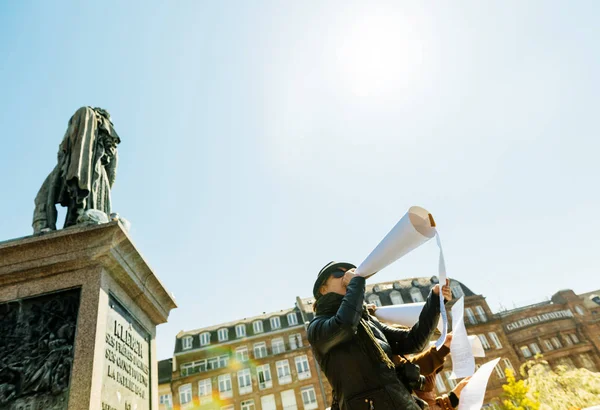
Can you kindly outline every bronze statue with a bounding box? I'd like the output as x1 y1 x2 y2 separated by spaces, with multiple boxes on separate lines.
33 107 121 234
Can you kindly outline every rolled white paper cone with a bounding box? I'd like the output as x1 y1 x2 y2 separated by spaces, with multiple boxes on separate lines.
374 303 443 333
356 206 437 278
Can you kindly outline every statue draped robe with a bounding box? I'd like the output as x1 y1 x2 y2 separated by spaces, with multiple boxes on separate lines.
33 107 120 233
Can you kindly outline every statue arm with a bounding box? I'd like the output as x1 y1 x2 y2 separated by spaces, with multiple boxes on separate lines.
106 151 118 187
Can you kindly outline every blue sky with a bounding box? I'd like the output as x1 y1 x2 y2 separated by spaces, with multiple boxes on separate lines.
1 1 599 360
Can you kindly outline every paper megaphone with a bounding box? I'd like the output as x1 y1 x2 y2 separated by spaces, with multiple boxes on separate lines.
355 206 437 278
374 302 444 333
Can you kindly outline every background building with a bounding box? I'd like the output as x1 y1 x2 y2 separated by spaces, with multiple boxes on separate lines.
158 277 600 410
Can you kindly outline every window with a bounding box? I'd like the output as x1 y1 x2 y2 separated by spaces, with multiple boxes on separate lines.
435 373 446 392
368 294 382 307
238 368 253 395
475 306 488 322
236 324 246 338
257 364 273 389
236 346 249 362
179 383 192 405
410 288 424 303
290 333 303 350
478 334 491 350
200 332 211 346
218 328 229 342
530 343 541 355
287 312 299 326
218 374 233 399
207 355 229 371
444 371 457 389
295 355 311 379
551 337 563 349
555 357 575 369
575 305 585 315
182 336 193 350
503 359 514 371
465 308 477 325
270 317 281 330
450 281 464 298
160 394 172 406
580 353 597 371
276 359 292 384
390 290 404 305
181 359 207 376
254 342 268 358
272 338 286 355
301 386 318 410
543 339 554 351
570 334 580 344
521 346 532 358
198 378 212 404
241 400 255 410
261 394 277 410
253 320 264 334
494 363 505 379
564 335 573 346
489 332 502 349
281 389 298 410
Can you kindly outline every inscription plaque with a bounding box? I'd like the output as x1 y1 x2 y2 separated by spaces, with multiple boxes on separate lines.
101 295 150 410
0 288 80 410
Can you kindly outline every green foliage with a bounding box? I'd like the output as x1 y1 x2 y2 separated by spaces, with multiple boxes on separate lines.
499 367 540 410
499 355 600 410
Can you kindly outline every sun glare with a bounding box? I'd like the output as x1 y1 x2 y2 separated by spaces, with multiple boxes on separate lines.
335 12 426 97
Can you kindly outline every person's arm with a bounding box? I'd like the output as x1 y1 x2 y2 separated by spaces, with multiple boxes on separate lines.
307 273 366 355
435 377 470 409
409 333 452 375
379 282 451 354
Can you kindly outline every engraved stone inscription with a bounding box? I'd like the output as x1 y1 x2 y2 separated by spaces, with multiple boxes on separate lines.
101 295 150 410
0 288 80 410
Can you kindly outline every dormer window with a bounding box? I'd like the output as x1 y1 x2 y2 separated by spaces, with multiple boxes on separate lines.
270 317 281 330
367 294 381 307
218 328 229 342
253 320 264 334
410 288 424 303
236 324 246 338
287 312 298 326
200 332 211 346
182 336 193 350
390 290 404 305
450 281 464 298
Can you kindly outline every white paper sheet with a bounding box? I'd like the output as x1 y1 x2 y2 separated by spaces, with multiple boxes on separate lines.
428 335 485 358
468 335 485 358
457 358 501 410
450 297 475 378
355 206 436 278
434 233 448 349
375 303 444 332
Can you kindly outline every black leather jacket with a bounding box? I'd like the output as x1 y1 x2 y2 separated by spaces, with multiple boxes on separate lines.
308 277 441 410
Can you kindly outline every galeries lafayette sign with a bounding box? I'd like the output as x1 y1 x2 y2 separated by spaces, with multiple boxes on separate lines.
505 309 574 332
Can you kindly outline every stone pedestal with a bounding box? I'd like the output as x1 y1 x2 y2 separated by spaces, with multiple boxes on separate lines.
0 222 177 410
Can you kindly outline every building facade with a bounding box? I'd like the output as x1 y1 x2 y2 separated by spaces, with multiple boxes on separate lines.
158 277 600 410
159 307 331 410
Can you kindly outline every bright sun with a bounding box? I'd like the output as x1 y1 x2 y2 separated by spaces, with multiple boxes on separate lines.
334 11 426 97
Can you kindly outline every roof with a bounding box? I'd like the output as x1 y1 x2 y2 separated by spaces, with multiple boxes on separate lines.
298 276 475 313
578 289 600 309
177 306 298 338
158 359 172 384
173 276 475 354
